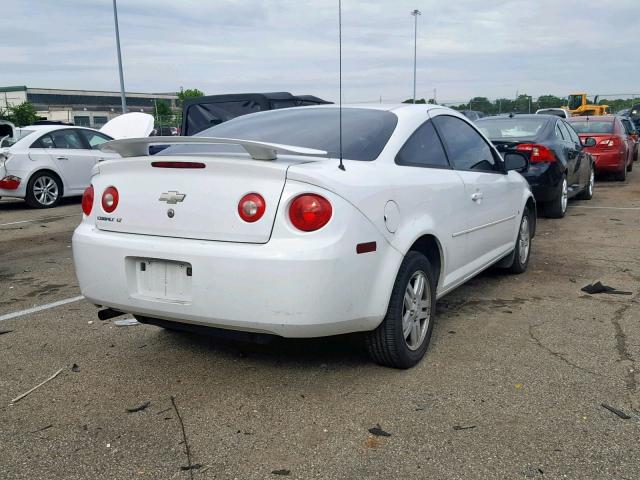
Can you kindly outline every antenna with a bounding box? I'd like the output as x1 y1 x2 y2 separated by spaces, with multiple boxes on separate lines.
338 0 345 171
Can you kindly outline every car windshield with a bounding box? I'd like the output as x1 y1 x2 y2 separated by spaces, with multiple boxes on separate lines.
475 118 547 140
161 107 398 161
568 95 582 110
568 121 614 134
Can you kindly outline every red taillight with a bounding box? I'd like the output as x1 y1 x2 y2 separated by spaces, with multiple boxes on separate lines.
238 193 266 223
101 186 119 213
151 161 205 169
0 175 21 190
82 185 94 215
289 194 332 232
516 143 556 163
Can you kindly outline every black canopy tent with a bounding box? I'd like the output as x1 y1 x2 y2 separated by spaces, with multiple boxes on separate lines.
181 92 331 136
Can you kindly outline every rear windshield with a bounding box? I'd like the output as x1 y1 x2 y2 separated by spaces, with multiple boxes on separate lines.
568 121 614 134
475 118 547 140
163 108 398 161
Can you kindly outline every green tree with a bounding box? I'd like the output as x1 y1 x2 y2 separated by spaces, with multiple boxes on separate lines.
536 95 565 109
177 88 204 105
8 101 38 127
402 98 427 104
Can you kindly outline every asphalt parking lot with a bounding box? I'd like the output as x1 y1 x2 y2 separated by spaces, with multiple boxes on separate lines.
1 175 639 480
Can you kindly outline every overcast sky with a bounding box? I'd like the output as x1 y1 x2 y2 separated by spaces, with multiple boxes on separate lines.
2 0 637 104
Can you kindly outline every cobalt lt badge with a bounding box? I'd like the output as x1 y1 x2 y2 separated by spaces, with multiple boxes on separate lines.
167 208 175 218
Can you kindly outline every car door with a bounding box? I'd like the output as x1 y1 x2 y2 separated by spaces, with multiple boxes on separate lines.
78 129 117 165
46 129 97 193
563 121 590 188
620 119 636 165
392 119 469 291
557 121 581 190
432 113 519 273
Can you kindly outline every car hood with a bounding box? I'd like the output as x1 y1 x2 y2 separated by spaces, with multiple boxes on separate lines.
99 112 154 139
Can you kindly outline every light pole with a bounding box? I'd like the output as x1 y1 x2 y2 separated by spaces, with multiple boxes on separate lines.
112 0 127 113
411 9 421 104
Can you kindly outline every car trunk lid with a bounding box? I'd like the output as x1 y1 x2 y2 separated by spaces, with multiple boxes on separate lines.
92 155 309 243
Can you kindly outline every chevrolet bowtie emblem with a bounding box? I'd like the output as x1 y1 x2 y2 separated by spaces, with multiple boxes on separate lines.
159 191 186 204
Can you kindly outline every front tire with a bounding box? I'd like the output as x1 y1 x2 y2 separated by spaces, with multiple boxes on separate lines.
543 175 568 218
507 208 532 274
365 251 436 369
627 157 633 172
25 172 62 208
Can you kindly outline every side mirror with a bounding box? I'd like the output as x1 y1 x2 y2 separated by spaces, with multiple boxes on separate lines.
504 152 528 172
582 137 596 147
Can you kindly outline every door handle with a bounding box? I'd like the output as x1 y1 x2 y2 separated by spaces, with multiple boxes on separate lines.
471 192 483 202
56 156 68 160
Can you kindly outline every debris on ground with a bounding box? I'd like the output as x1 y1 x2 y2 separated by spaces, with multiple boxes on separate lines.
126 401 151 413
180 464 203 471
601 403 631 419
0 330 14 336
71 364 80 373
171 395 196 479
452 425 477 431
581 282 632 295
522 467 544 478
29 424 53 434
114 318 140 326
271 469 291 476
368 424 391 437
10 367 65 404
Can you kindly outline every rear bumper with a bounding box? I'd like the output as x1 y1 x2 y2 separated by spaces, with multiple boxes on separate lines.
522 163 562 203
589 151 625 172
72 213 401 338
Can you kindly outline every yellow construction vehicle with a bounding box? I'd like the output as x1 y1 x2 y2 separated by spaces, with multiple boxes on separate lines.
565 93 610 116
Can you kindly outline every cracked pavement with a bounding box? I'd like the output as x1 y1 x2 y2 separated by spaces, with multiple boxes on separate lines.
0 175 639 479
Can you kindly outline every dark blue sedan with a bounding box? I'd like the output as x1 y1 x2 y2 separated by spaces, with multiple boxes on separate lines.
475 115 595 218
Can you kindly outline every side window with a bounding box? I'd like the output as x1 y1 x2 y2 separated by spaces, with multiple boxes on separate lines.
32 134 55 148
395 120 450 168
79 130 112 150
433 115 499 172
621 120 632 135
49 129 85 149
557 122 573 143
563 122 580 145
554 123 565 140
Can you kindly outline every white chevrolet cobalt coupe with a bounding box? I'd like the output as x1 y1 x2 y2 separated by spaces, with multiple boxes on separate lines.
73 105 535 368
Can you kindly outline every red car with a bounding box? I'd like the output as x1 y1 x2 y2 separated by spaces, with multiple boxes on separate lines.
568 116 634 181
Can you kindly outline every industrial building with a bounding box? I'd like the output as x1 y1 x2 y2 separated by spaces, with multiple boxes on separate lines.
0 86 178 128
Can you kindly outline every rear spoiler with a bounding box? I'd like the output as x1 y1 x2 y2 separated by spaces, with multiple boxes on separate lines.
100 136 327 161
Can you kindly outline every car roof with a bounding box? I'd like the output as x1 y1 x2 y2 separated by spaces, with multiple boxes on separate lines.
567 115 614 122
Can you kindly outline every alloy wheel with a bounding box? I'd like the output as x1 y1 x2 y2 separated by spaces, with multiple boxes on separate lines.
518 216 530 265
402 270 432 351
561 178 568 213
32 176 59 206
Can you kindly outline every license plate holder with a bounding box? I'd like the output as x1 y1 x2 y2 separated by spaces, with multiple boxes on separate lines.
130 258 193 302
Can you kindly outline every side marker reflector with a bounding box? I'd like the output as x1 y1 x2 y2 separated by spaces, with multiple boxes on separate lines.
356 241 377 254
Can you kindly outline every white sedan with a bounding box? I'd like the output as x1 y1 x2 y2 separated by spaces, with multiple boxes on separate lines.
73 104 535 368
0 113 153 208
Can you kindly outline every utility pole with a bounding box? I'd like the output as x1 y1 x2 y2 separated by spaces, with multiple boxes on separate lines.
411 9 421 104
433 88 437 104
112 0 127 113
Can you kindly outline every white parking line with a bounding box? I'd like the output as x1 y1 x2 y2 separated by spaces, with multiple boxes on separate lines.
0 214 79 227
0 295 85 322
571 206 640 211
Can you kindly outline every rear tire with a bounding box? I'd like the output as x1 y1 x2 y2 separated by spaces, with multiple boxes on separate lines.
615 164 627 181
507 208 532 274
365 251 436 369
575 165 594 200
543 175 567 218
627 158 633 172
25 171 62 208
